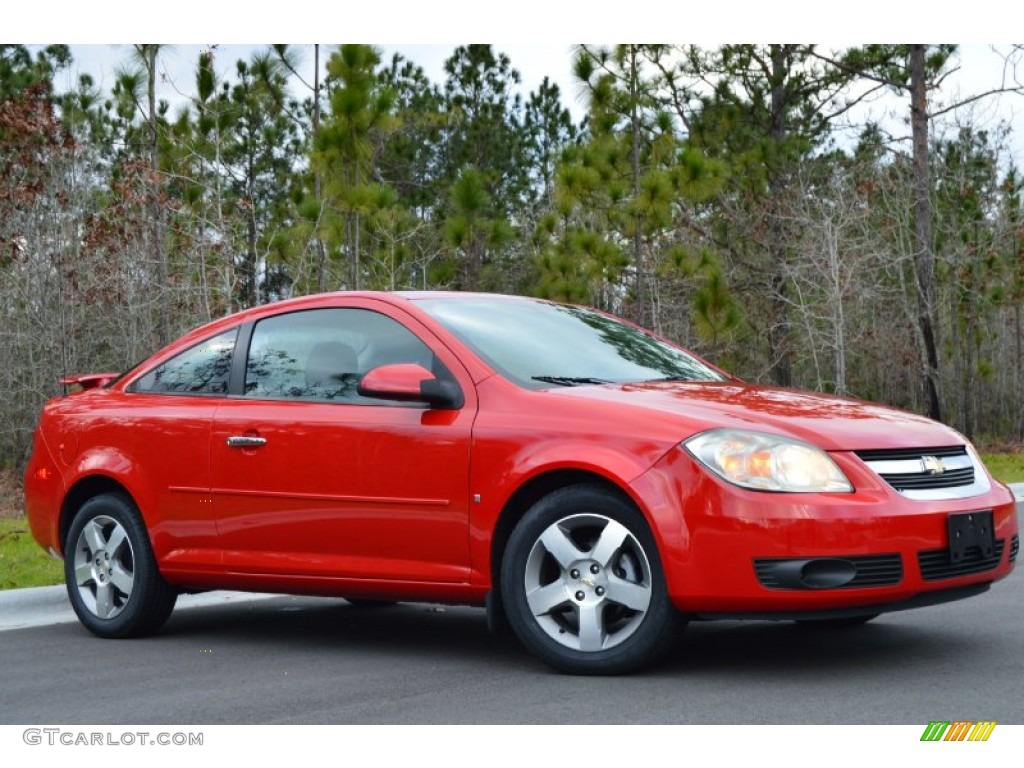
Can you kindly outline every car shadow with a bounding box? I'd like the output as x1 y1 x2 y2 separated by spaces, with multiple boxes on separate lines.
659 615 980 677
158 596 531 667
153 595 985 678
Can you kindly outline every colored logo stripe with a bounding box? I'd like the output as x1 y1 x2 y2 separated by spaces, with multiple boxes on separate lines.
944 721 973 741
968 722 997 741
920 721 996 741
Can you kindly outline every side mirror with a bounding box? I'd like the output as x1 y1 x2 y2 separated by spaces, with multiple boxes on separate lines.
357 363 463 409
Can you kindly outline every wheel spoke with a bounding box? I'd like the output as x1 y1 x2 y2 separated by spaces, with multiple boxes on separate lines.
577 603 606 652
605 574 651 612
74 562 93 587
68 508 169 628
589 519 630 567
526 582 569 616
94 583 114 619
521 510 658 661
82 519 106 555
106 525 127 556
109 563 134 596
540 525 586 570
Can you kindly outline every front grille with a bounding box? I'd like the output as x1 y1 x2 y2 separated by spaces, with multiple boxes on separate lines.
1010 534 1019 563
754 553 903 589
855 446 967 462
918 540 1005 581
855 445 976 493
878 467 974 490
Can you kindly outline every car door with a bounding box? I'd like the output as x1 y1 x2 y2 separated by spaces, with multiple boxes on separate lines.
210 301 475 583
121 327 238 573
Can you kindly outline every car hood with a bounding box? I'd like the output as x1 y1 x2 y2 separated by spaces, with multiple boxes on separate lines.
549 381 964 452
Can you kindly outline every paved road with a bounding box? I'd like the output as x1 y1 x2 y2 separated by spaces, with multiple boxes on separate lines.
4 494 1021 725
1 562 1020 725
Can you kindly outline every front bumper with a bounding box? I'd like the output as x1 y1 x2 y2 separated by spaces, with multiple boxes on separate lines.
632 447 1019 615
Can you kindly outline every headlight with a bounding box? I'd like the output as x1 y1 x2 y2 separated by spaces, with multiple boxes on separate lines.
684 429 853 493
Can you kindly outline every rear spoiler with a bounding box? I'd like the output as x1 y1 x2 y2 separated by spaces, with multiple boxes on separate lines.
59 372 120 394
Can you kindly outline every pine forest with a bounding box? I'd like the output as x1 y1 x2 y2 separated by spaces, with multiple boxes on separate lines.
2 43 1024 466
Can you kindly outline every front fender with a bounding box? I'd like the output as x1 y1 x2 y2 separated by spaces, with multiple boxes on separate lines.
468 427 677 588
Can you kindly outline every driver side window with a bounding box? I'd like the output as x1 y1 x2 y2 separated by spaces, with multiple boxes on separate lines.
243 308 444 404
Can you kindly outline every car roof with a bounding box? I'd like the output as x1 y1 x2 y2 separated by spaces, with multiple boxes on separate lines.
197 291 537 327
135 292 546 372
396 291 539 302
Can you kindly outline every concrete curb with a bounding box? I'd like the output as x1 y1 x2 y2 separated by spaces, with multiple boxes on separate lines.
0 584 72 611
0 586 278 632
1010 482 1024 502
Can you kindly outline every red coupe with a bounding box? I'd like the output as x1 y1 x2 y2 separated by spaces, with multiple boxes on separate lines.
24 292 1019 674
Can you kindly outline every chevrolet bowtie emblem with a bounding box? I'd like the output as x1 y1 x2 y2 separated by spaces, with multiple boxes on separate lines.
921 456 945 475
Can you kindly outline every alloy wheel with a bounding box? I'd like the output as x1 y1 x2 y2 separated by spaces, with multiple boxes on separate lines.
71 514 136 620
523 513 653 652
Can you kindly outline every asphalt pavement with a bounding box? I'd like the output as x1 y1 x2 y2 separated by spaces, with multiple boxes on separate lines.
0 487 1020 724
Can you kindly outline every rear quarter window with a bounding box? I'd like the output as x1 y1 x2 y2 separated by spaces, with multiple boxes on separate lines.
130 329 238 395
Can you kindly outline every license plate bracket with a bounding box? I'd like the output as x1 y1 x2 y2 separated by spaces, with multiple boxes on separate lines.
947 511 994 563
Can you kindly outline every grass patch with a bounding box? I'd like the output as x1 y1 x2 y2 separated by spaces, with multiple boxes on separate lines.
0 518 64 590
980 452 1024 485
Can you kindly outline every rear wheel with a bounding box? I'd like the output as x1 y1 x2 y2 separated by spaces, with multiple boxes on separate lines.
65 493 177 638
500 485 683 675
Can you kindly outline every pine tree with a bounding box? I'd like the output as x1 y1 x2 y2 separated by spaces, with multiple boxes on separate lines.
313 45 397 290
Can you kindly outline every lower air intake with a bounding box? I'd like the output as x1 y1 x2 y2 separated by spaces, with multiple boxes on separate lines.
918 540 1005 581
754 553 903 590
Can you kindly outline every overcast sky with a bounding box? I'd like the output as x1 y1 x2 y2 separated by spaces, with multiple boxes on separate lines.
11 1 1024 164
55 44 586 117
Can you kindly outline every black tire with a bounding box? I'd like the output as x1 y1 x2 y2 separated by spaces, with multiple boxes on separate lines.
500 484 684 675
344 598 397 608
795 614 879 629
485 589 513 638
64 493 177 638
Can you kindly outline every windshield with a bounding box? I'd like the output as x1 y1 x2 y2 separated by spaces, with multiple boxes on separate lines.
418 297 728 389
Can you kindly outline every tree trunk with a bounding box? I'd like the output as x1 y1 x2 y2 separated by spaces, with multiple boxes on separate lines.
909 44 943 421
1016 300 1023 441
828 225 847 395
354 212 361 290
629 45 645 326
313 44 328 294
1012 199 1022 441
767 44 793 388
145 46 170 347
246 200 258 307
245 150 258 308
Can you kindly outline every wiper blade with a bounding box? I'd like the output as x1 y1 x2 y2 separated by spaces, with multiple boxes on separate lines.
532 375 613 387
645 375 695 383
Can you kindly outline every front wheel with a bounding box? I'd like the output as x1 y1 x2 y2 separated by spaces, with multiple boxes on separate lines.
500 485 683 675
65 493 177 638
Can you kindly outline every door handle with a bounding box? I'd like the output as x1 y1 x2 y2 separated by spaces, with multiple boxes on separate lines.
226 436 267 448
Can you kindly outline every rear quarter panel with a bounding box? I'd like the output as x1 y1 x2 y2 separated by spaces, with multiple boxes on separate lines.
30 390 222 574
